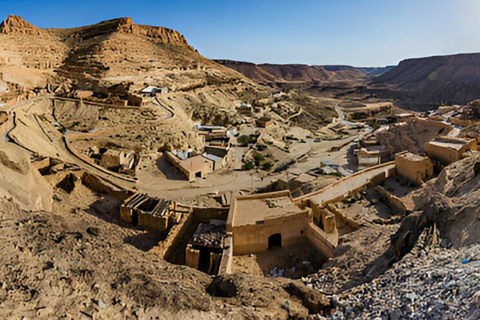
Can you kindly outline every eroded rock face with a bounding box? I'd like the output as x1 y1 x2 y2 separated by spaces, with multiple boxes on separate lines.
0 15 41 35
0 142 52 211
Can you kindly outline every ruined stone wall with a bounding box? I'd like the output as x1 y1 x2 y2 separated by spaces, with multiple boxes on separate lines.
163 207 228 264
81 172 131 200
218 236 233 274
374 186 407 215
326 205 362 230
138 212 169 232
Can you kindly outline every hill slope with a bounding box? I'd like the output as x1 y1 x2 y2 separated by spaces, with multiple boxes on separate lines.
371 53 480 107
215 60 392 87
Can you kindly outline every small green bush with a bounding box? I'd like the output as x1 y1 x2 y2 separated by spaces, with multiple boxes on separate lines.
242 161 254 170
261 162 273 171
253 152 265 166
237 135 251 145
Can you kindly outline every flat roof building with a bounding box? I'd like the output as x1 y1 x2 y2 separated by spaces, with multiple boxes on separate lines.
424 136 477 165
166 152 213 182
226 190 312 255
395 151 433 184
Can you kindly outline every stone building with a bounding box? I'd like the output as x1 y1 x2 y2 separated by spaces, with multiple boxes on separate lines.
424 136 477 165
235 103 253 116
166 151 213 182
395 151 433 183
226 190 312 255
256 116 273 128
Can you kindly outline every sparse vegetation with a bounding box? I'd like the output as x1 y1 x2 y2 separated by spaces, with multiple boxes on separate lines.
261 161 273 171
237 135 251 146
242 161 254 170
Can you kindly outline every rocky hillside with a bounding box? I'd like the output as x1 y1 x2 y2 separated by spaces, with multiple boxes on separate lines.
215 60 392 87
0 15 339 130
371 53 480 108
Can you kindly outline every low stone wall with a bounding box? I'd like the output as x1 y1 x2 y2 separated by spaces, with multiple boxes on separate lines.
158 208 193 259
294 161 397 204
327 204 362 230
306 222 334 258
374 185 407 215
81 172 131 200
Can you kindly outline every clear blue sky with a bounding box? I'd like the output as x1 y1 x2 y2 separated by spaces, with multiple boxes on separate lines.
1 0 479 67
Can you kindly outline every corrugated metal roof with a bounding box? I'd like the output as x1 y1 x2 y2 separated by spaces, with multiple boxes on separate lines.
203 153 222 162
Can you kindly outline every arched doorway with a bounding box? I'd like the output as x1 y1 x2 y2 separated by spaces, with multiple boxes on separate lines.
268 233 282 250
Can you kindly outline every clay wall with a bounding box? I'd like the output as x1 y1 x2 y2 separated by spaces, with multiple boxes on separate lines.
137 212 169 232
305 222 334 258
424 137 477 165
395 151 433 183
231 210 309 255
374 186 407 215
81 172 131 200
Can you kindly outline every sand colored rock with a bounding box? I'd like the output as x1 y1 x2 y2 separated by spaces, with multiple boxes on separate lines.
0 142 52 211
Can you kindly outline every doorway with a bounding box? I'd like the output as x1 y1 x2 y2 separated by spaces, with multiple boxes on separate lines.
268 233 282 250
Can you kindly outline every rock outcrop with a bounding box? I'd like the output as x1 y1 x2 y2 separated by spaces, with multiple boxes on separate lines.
392 152 480 258
0 142 52 211
0 15 41 35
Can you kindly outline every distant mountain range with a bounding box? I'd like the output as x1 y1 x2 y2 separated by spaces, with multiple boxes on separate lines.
214 59 393 87
371 53 480 107
217 53 480 109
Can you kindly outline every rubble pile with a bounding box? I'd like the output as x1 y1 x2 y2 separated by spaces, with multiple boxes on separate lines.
309 240 480 320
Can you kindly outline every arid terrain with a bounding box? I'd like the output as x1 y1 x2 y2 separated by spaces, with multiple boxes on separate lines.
1 14 480 320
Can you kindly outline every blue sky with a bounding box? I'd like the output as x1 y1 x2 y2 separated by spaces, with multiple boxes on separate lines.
1 0 480 66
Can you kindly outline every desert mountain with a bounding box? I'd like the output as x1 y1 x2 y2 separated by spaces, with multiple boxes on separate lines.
215 59 392 87
0 15 246 86
371 53 480 108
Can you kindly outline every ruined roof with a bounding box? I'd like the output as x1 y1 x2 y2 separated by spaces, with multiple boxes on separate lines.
102 149 123 157
189 222 226 248
229 190 306 227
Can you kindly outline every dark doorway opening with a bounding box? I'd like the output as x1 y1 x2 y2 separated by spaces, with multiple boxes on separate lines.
198 249 210 273
196 171 202 178
131 211 138 225
268 233 282 250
